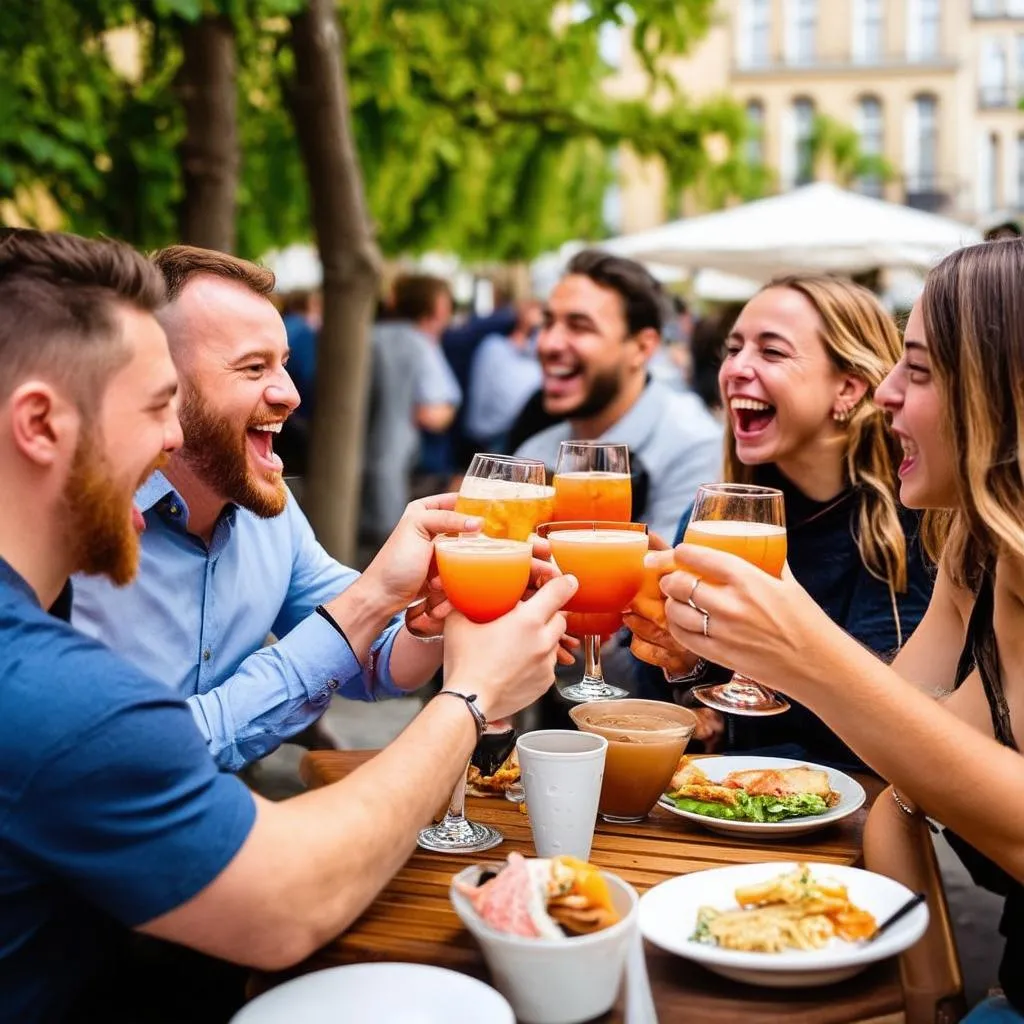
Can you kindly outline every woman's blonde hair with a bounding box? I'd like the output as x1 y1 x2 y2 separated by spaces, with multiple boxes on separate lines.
723 274 909 591
918 238 1024 589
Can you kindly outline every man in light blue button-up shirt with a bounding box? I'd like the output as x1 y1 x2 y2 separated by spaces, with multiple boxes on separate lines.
73 247 457 771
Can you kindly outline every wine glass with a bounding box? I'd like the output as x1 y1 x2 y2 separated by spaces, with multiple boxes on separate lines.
417 534 532 853
684 483 791 716
454 453 553 540
537 520 648 703
552 441 631 522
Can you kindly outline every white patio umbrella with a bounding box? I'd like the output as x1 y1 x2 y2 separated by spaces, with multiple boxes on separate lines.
602 183 981 281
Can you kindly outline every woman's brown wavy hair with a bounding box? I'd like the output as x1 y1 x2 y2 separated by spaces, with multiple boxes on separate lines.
723 274 909 591
917 238 1024 589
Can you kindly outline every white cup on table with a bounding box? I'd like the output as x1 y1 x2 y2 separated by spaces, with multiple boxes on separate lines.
516 730 607 861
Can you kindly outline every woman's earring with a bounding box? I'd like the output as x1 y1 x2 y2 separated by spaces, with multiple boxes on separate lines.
833 406 850 423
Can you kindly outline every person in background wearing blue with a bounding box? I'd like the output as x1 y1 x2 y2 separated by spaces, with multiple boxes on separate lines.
0 228 577 1024
463 300 543 454
626 275 933 768
72 248 456 772
515 249 722 542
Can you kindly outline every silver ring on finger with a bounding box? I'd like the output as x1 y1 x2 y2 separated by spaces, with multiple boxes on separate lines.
701 610 711 639
686 577 702 611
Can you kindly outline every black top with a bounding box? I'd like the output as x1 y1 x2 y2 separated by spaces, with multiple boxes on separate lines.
944 569 1022 1012
637 464 935 771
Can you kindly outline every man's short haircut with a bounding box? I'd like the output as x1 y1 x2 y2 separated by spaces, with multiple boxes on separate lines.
566 249 666 336
391 274 451 322
150 245 275 302
0 229 165 418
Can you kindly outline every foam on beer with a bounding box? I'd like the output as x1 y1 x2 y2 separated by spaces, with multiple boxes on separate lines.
458 477 555 500
685 520 786 538
546 529 648 545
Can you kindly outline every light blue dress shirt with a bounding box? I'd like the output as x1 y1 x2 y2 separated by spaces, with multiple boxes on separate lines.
72 472 406 772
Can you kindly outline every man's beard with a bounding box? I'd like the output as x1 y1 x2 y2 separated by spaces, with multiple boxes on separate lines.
547 367 623 421
62 439 154 587
177 384 287 519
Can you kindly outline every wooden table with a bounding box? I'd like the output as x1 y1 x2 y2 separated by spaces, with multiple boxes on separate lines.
259 750 936 1023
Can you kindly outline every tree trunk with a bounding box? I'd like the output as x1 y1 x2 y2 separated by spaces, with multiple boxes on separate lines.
286 0 382 564
177 14 238 253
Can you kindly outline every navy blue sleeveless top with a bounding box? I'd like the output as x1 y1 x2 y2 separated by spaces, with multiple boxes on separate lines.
945 570 1022 1011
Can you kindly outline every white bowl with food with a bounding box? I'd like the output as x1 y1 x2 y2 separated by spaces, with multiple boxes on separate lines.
658 755 866 837
639 861 928 988
450 854 639 1024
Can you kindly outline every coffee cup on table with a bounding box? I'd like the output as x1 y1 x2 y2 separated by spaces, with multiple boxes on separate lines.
515 730 607 860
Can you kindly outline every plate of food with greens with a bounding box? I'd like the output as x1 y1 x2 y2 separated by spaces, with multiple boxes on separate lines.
658 756 866 837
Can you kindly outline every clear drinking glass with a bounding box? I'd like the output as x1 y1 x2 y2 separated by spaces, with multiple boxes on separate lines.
552 441 631 523
418 455 549 853
538 520 649 703
454 453 553 541
683 483 791 716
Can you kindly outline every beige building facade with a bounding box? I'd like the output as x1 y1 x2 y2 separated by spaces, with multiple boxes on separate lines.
605 0 1024 233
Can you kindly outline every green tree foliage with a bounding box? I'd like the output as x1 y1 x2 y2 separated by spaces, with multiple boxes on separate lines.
1 0 761 260
809 113 894 190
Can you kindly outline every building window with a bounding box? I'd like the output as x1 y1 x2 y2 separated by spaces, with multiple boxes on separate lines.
906 94 939 197
853 0 884 64
856 96 884 197
981 38 1009 107
908 0 941 60
1010 0 1024 17
1018 134 1024 209
745 100 766 165
979 133 1000 213
785 0 817 66
973 0 998 15
788 98 816 186
738 0 772 68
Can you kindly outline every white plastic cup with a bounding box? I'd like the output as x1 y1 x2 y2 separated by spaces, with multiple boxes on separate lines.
516 730 608 861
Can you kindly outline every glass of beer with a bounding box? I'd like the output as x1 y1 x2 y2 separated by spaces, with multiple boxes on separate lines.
684 483 790 716
455 453 554 541
538 520 648 703
435 535 532 623
553 441 631 522
570 699 697 822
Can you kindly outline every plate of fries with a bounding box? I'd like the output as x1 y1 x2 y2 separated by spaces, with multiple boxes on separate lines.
639 862 929 987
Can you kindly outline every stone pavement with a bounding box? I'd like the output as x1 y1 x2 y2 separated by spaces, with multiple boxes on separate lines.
254 696 1005 1009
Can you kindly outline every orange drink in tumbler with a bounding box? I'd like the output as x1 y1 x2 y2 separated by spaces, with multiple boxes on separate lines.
682 519 787 578
435 536 531 623
553 471 631 522
545 526 648 638
455 477 556 541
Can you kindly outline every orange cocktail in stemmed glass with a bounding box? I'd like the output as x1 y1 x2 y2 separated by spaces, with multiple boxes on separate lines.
418 534 531 855
538 520 648 703
683 483 790 716
434 535 532 624
553 441 631 522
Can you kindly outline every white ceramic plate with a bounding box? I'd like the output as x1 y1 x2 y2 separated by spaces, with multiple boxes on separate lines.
639 861 929 988
230 962 515 1024
658 755 866 837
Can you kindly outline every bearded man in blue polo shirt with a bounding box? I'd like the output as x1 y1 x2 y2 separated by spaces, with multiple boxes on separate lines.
73 246 461 771
0 229 576 1022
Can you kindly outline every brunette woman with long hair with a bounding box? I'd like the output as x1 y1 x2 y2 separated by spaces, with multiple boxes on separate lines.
653 239 1024 1021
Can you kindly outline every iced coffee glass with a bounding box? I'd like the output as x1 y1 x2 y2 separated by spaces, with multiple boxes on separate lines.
569 699 697 823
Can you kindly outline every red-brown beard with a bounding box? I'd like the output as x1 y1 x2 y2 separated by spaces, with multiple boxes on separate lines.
176 383 287 519
61 437 157 587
